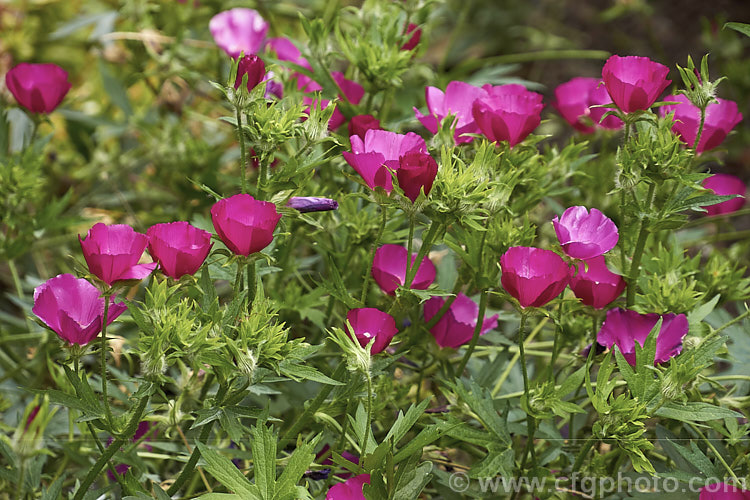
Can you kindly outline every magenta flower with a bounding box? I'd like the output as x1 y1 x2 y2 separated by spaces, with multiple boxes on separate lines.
210 194 282 256
401 23 422 51
265 37 311 70
371 244 436 295
569 256 626 309
286 197 339 213
396 151 438 202
302 72 365 130
146 222 212 279
597 308 688 365
209 8 268 59
346 308 398 354
500 247 573 308
79 223 157 286
659 94 743 152
5 63 71 114
702 174 747 216
348 114 381 141
414 81 486 144
699 483 750 500
553 206 619 259
316 444 359 479
553 77 623 133
342 129 427 192
33 274 127 346
601 55 671 113
234 54 266 92
471 84 544 147
326 474 370 500
424 293 498 349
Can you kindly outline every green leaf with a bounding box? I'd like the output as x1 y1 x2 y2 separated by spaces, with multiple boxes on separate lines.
195 442 259 498
724 22 750 38
99 60 132 117
451 379 511 445
393 425 443 464
275 439 315 500
251 423 277 499
392 461 433 500
656 402 743 422
467 446 514 479
383 399 430 446
277 360 344 385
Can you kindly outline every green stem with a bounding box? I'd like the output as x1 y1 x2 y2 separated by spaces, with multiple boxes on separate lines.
456 289 488 375
491 318 547 397
547 301 564 383
405 215 415 285
360 372 374 470
572 435 597 473
73 393 150 500
279 363 346 445
15 459 26 500
86 422 125 487
246 259 256 312
235 107 248 194
405 221 441 288
167 382 228 495
100 295 113 428
516 312 537 473
692 106 707 153
713 308 750 335
8 260 34 333
360 205 387 304
625 182 655 307
689 423 739 483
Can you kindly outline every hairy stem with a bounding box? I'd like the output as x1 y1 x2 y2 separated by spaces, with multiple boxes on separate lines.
626 182 656 307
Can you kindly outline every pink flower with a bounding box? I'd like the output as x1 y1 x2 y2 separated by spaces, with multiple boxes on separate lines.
286 197 339 213
401 23 421 51
371 244 436 295
471 84 544 147
5 63 71 114
209 8 268 59
79 223 157 286
146 221 213 279
601 55 671 113
348 114 381 141
342 129 427 192
569 256 626 309
326 474 371 500
553 77 623 133
597 308 688 365
424 293 498 349
702 174 746 216
414 81 486 143
699 483 750 500
265 37 311 70
396 151 438 202
500 247 572 308
234 54 266 92
33 274 126 346
553 206 619 259
210 194 282 256
659 94 743 152
346 308 398 354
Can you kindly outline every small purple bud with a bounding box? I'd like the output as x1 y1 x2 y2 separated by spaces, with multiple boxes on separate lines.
286 197 339 213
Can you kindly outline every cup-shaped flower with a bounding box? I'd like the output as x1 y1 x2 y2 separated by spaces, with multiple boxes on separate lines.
553 206 619 259
5 63 71 114
702 174 746 216
400 23 421 51
342 129 427 192
209 8 269 58
597 308 688 365
699 483 750 500
424 293 498 349
553 77 623 133
471 84 544 147
286 197 339 213
348 114 381 141
33 274 127 346
326 474 371 500
371 244 436 295
414 81 486 143
146 221 212 279
500 247 572 308
569 256 626 309
210 194 282 256
396 151 438 202
265 37 310 69
234 54 266 92
659 94 743 153
601 55 671 113
346 308 398 354
79 223 157 286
